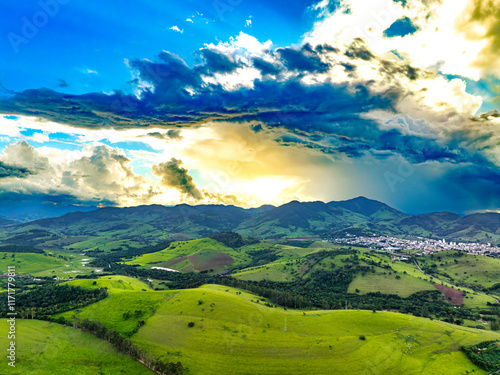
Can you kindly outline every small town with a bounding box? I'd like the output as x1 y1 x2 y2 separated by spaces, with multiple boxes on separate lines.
329 235 500 257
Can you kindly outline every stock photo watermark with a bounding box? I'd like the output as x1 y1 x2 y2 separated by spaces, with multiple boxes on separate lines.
352 2 404 43
6 266 16 368
7 0 70 54
384 161 415 193
213 0 243 21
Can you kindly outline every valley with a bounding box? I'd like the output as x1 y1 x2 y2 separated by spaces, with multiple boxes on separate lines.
0 198 499 374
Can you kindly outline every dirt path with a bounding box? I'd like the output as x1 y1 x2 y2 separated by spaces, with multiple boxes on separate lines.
413 259 445 284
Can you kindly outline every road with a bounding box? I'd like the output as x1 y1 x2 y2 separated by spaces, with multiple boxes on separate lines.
412 259 445 284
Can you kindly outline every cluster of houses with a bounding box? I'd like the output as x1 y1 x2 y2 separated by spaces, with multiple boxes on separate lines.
329 235 500 257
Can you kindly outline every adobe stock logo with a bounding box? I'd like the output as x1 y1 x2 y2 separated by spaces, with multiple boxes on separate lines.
7 0 70 54
213 0 243 21
351 2 404 43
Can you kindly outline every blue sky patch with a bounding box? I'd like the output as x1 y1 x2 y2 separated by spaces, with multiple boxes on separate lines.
384 16 419 38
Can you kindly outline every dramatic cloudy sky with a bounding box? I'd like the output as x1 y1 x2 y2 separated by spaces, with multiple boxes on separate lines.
0 0 499 214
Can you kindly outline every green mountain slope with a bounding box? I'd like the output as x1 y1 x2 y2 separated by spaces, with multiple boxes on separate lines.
236 201 369 238
328 196 408 220
57 281 500 375
0 198 498 248
0 319 154 375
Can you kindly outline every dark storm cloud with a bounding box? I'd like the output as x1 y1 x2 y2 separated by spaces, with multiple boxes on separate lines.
129 51 203 105
0 161 33 179
344 38 375 61
379 60 421 80
0 40 491 168
443 165 500 210
199 48 239 73
0 42 384 132
251 57 281 76
147 130 183 141
314 44 339 54
340 62 356 72
152 158 203 200
378 130 460 163
471 109 500 122
0 43 392 133
276 43 331 73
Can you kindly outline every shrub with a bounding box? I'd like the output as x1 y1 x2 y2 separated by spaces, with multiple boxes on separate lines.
188 322 195 328
359 335 366 341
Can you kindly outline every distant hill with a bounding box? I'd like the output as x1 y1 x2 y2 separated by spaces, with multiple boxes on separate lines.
345 211 499 243
236 200 369 238
0 197 498 247
0 193 98 222
0 215 20 226
391 212 462 237
328 196 408 220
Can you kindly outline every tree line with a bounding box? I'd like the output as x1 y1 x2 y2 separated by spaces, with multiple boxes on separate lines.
0 245 44 253
48 315 183 375
0 284 108 318
461 341 500 372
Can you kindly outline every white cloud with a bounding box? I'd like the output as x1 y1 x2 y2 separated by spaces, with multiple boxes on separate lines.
209 32 272 57
169 26 183 33
305 0 490 80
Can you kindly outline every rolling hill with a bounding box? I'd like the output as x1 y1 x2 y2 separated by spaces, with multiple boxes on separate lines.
56 280 500 375
328 196 408 220
0 319 154 375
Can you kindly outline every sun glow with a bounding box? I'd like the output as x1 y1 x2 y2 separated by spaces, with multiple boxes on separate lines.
238 177 300 205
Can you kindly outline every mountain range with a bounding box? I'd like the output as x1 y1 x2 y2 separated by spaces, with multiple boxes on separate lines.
0 196 498 248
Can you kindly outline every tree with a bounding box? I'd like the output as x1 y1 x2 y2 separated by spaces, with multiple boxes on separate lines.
491 320 500 331
421 305 429 318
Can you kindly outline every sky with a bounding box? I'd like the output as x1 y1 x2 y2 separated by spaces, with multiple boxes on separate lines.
0 0 499 215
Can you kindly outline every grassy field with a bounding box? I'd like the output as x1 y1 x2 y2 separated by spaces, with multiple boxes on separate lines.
65 275 152 292
0 319 154 374
418 251 500 289
64 237 145 253
133 285 499 375
345 250 499 309
56 276 169 335
125 238 252 272
233 261 296 281
348 271 436 297
147 278 172 290
56 278 500 374
232 243 350 282
0 252 95 279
